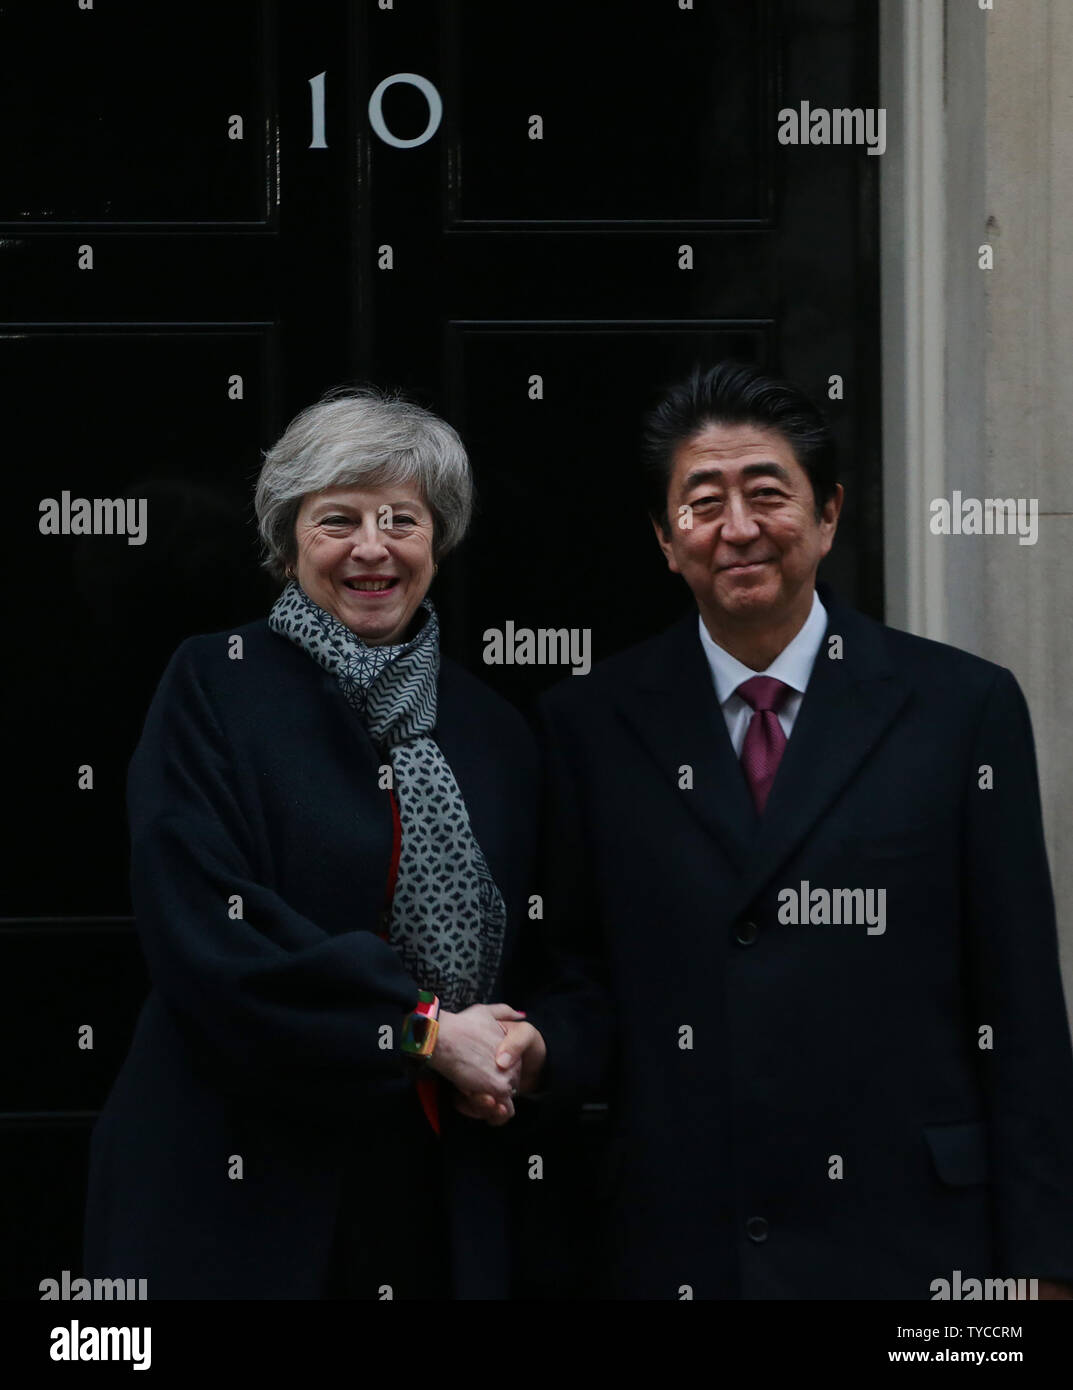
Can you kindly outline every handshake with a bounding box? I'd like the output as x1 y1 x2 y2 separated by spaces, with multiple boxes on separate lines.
424 1003 547 1126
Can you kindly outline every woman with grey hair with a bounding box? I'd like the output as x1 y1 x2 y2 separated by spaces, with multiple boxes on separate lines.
83 386 545 1299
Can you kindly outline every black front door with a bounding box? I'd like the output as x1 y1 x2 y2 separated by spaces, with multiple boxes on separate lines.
0 0 879 1298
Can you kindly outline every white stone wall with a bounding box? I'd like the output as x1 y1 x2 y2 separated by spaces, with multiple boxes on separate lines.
976 0 1073 1020
882 0 1073 1021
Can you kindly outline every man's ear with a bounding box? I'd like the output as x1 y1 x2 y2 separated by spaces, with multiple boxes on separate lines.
651 513 680 573
819 483 844 553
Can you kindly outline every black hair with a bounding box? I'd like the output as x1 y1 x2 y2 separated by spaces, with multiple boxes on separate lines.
640 361 839 532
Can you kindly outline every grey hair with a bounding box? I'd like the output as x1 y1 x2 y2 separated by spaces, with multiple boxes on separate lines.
254 385 474 582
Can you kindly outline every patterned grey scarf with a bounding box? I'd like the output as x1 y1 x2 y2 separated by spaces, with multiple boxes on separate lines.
268 580 506 1012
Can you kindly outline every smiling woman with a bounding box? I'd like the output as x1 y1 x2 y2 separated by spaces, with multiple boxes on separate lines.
291 484 436 647
255 385 472 631
83 385 546 1300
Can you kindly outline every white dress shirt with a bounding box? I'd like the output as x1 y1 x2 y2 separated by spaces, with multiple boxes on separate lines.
698 590 828 757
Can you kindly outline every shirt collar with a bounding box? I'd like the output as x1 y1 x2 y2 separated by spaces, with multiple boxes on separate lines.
697 589 828 706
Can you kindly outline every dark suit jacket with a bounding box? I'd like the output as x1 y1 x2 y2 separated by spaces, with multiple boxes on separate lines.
524 586 1073 1299
83 619 539 1299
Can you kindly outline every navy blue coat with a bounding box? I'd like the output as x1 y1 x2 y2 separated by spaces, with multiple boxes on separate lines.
83 619 539 1299
525 587 1073 1299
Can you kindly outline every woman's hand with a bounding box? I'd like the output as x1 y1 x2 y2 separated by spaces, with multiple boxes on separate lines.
425 1002 524 1105
453 1020 547 1126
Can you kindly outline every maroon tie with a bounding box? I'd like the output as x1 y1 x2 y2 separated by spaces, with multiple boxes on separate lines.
737 676 792 813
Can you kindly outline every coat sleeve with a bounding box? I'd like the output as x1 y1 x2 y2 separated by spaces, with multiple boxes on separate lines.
964 666 1073 1284
513 689 616 1107
127 639 422 1116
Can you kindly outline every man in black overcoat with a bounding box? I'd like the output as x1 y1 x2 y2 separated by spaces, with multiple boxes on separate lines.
516 362 1073 1300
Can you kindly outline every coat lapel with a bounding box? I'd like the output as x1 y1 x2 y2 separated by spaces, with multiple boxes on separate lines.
730 590 911 912
615 613 758 873
615 591 912 904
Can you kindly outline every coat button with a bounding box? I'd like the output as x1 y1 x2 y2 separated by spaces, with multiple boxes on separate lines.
745 1216 769 1243
735 919 759 946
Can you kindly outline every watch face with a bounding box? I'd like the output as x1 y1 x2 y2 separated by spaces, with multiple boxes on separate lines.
410 1017 431 1049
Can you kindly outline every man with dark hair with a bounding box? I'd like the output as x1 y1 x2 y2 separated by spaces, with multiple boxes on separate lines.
640 360 841 532
500 360 1073 1300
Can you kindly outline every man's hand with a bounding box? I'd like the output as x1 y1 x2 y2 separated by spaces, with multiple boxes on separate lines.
453 1019 547 1126
425 1002 524 1106
1037 1280 1073 1300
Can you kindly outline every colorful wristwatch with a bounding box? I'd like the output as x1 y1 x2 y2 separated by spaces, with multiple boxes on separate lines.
401 990 440 1061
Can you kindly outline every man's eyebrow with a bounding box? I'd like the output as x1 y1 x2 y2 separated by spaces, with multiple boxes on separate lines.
682 461 793 490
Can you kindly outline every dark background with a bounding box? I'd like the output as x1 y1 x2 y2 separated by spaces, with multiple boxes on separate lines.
0 0 879 1297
